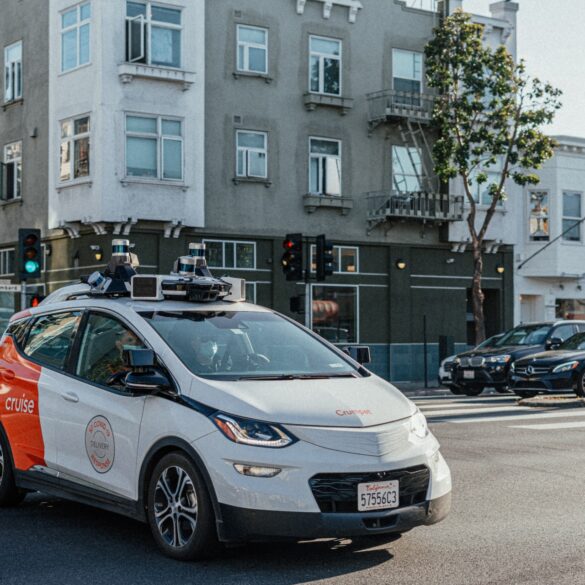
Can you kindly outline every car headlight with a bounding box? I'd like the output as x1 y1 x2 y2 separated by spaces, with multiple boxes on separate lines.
488 355 511 364
454 357 461 365
211 413 296 448
410 409 429 439
552 361 579 373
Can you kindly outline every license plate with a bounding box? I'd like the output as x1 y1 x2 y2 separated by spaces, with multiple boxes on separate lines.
463 370 475 379
357 480 399 512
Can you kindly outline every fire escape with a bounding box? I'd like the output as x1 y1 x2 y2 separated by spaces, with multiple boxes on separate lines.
365 89 463 232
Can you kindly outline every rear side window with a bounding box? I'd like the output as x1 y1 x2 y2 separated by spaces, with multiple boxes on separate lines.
552 324 576 342
6 319 31 349
23 312 82 370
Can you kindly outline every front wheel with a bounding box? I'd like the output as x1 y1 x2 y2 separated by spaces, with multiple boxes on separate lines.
575 371 585 398
462 385 484 397
448 385 464 395
0 431 25 507
147 452 219 561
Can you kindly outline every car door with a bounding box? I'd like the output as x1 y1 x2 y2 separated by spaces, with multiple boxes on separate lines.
55 310 148 500
550 324 578 345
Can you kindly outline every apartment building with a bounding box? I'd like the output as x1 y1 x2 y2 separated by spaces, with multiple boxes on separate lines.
0 0 519 381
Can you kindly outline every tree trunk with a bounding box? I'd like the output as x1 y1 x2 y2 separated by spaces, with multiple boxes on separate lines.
471 241 486 345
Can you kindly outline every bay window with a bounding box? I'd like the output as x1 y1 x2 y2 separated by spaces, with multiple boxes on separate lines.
528 190 549 242
2 141 22 200
309 138 341 196
61 2 91 72
563 191 582 242
60 116 90 182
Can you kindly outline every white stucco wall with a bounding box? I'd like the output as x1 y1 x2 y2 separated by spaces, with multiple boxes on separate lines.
48 0 205 231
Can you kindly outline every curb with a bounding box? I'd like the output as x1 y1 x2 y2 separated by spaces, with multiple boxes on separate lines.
518 395 585 409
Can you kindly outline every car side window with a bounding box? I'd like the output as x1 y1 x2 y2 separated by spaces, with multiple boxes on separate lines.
76 313 146 389
552 324 576 342
576 324 585 333
6 319 31 349
23 312 82 370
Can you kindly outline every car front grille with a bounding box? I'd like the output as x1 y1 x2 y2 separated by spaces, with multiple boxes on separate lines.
460 356 485 367
309 465 430 514
515 366 550 376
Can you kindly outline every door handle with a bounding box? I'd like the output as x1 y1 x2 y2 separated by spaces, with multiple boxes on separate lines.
62 392 79 403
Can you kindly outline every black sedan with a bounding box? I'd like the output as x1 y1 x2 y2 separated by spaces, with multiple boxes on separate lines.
510 332 585 398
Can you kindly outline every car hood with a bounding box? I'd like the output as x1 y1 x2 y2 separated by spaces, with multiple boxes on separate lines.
187 375 416 427
458 345 542 359
516 350 585 366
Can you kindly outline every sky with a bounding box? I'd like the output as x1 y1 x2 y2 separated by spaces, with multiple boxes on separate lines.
463 0 585 137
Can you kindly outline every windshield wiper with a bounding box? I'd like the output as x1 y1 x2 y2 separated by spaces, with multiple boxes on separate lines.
237 373 358 381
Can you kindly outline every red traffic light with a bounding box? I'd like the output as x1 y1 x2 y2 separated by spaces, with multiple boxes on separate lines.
23 234 38 247
31 295 41 308
283 239 295 250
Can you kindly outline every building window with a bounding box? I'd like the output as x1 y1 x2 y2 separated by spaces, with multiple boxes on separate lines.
392 145 422 193
310 245 359 273
237 25 268 74
203 240 256 270
562 191 582 242
2 142 22 201
392 49 422 106
245 282 257 304
0 249 15 275
236 131 267 178
309 36 341 96
4 41 22 102
61 2 91 72
556 299 585 321
60 116 90 182
126 2 182 68
529 190 549 242
312 285 358 344
309 138 341 196
125 115 183 181
469 159 503 206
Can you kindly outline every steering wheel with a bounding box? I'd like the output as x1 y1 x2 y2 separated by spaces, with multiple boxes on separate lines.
247 353 271 370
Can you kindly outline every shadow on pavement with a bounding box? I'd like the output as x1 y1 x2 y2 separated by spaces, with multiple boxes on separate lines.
0 494 398 585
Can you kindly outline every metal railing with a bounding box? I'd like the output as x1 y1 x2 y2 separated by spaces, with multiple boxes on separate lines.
366 191 464 222
367 89 434 125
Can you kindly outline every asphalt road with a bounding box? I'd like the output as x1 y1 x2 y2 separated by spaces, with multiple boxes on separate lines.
2 394 585 585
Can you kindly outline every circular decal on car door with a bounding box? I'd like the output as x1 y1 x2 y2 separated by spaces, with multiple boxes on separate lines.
85 416 115 474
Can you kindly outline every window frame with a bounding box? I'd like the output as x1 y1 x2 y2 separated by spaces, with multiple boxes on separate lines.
308 35 342 97
310 283 360 344
0 248 15 276
309 136 342 197
202 239 257 271
3 141 22 201
60 2 92 73
392 48 423 94
392 144 422 194
528 189 550 242
124 113 184 182
59 114 91 183
562 190 582 243
236 24 268 75
125 1 183 69
235 130 268 179
4 41 23 102
309 244 359 274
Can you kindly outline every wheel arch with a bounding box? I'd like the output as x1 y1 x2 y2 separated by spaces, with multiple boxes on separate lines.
0 420 16 471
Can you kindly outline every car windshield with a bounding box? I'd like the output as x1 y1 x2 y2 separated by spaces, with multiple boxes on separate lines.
495 324 550 347
560 333 585 351
477 334 502 349
139 310 360 380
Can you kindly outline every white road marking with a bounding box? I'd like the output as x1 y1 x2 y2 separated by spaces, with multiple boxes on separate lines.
419 400 518 411
509 421 585 430
423 405 535 417
449 409 585 424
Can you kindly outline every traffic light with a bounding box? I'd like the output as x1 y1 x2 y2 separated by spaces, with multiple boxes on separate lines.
29 294 45 308
18 228 41 280
281 233 303 281
316 235 335 281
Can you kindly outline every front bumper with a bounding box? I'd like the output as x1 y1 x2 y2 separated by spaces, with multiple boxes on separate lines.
453 366 508 387
510 371 576 393
218 492 451 541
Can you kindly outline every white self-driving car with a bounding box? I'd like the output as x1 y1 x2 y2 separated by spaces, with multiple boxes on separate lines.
0 242 451 561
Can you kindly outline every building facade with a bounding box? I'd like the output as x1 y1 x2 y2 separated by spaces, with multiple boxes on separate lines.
0 0 520 381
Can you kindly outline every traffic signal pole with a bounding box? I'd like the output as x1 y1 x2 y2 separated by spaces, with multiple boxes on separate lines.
20 281 26 312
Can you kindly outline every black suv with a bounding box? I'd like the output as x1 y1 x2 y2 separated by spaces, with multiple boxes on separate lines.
452 321 585 396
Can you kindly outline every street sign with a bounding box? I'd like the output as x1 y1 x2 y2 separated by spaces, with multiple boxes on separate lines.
0 284 22 293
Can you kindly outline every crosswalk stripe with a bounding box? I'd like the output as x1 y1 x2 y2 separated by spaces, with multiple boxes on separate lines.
448 409 585 424
422 405 534 417
510 421 585 430
419 399 517 411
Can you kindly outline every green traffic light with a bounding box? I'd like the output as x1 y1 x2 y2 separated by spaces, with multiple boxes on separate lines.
25 260 39 274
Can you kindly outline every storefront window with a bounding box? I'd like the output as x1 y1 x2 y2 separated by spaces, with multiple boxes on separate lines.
311 285 358 344
556 299 585 320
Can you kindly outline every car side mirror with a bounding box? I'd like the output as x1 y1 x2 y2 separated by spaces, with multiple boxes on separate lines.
123 348 172 394
546 337 563 350
344 346 371 365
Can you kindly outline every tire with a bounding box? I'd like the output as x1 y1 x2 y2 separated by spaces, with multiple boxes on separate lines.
0 430 25 507
462 385 484 397
449 385 464 395
495 386 512 394
575 370 585 398
515 390 537 399
146 452 219 561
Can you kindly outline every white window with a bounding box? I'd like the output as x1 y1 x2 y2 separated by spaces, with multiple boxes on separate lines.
311 285 358 344
125 115 183 181
0 249 15 275
61 2 91 72
237 25 268 74
469 159 503 206
126 2 182 68
393 49 422 107
392 145 422 193
236 131 267 178
4 42 22 102
60 116 90 182
311 245 359 274
309 138 341 196
2 142 22 201
563 191 582 242
203 240 256 270
309 36 341 96
528 190 549 242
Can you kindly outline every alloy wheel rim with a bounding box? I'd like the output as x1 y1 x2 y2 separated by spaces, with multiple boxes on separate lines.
154 465 198 548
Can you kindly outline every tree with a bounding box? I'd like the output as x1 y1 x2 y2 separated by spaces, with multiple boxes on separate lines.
424 10 562 343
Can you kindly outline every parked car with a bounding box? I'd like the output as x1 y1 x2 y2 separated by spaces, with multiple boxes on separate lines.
438 333 504 394
451 321 585 396
510 331 585 398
